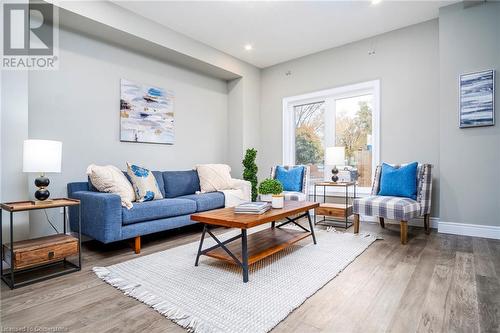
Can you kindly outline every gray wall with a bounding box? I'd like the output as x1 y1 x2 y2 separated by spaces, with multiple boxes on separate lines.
27 28 229 237
438 2 500 226
259 20 440 216
1 71 30 241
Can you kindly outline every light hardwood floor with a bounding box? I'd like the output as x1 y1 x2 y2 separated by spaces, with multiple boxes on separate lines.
1 221 499 333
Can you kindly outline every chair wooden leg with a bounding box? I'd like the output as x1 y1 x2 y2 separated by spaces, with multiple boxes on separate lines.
424 214 430 235
354 214 360 234
133 236 141 254
379 217 385 228
400 221 408 244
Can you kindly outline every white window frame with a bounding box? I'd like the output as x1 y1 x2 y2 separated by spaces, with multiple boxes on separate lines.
282 80 380 196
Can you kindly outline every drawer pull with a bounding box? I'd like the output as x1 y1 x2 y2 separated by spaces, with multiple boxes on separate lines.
48 251 54 259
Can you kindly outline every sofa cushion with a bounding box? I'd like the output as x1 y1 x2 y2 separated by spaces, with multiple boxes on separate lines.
122 198 196 225
152 171 165 198
178 192 225 212
163 170 200 198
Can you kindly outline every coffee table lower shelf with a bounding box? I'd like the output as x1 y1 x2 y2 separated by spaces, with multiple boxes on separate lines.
204 228 311 265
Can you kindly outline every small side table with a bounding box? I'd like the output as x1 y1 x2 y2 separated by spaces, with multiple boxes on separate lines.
313 181 356 229
0 198 81 289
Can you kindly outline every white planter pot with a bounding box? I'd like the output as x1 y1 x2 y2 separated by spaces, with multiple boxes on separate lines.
260 194 273 202
272 195 284 209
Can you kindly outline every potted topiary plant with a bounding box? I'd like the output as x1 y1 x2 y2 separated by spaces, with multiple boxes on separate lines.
258 178 284 208
242 148 258 201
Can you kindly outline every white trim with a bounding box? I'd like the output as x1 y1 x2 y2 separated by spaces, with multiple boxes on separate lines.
282 80 380 183
438 221 500 240
352 216 500 240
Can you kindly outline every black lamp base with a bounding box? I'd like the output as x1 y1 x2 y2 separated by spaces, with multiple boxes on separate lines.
331 166 339 183
34 175 51 201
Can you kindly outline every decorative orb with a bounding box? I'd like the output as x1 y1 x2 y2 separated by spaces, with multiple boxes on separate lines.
35 176 50 187
35 188 50 201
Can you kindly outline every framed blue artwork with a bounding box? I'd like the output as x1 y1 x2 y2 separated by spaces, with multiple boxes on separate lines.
459 70 495 128
120 79 175 144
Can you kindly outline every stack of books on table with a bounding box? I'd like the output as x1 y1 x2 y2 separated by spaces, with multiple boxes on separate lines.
234 202 272 214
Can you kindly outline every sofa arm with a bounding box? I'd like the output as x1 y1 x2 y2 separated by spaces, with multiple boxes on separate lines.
69 191 122 243
231 178 252 202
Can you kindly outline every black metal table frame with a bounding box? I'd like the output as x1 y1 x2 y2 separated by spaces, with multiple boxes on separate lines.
0 204 82 289
313 182 356 229
195 210 316 283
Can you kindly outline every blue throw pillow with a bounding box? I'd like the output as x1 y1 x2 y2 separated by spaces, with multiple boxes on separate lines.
275 166 304 192
378 162 418 200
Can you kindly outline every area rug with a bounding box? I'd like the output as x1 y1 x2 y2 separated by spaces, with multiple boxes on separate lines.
93 228 377 333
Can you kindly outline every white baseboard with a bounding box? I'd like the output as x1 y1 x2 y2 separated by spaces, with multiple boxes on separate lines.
316 212 499 240
438 221 500 240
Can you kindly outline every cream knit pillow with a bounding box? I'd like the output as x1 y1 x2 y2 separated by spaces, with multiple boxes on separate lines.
86 164 135 209
196 164 233 193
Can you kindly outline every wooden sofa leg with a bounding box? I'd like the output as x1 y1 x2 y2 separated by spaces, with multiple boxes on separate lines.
379 217 385 228
400 221 408 244
424 214 430 235
133 236 141 254
354 214 360 234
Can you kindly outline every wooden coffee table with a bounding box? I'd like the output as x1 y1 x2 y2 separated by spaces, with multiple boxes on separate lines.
191 201 319 282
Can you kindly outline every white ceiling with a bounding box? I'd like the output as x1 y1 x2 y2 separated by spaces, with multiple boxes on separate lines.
114 1 456 68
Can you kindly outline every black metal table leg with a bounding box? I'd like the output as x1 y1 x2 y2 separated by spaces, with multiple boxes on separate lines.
63 206 66 234
77 205 82 270
0 209 3 280
241 229 249 283
271 221 275 228
345 185 348 229
306 211 317 244
313 185 317 224
195 224 207 266
10 212 14 288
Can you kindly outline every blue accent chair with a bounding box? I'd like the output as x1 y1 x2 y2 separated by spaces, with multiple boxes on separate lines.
67 170 244 253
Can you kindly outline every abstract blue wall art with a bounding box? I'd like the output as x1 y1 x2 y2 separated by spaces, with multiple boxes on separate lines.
120 79 175 144
459 70 495 128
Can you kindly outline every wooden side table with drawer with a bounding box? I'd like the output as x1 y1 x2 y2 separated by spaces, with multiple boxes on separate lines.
0 198 81 289
313 181 356 229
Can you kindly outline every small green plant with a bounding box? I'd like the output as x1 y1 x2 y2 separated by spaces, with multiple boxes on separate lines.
258 178 283 195
242 148 258 201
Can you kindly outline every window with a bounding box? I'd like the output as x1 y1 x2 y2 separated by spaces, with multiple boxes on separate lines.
283 80 380 193
294 101 325 182
335 95 373 187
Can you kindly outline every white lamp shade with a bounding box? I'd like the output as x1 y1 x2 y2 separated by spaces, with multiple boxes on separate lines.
23 140 62 173
325 146 345 166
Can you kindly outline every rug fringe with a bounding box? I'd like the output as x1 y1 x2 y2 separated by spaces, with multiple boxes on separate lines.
92 267 215 333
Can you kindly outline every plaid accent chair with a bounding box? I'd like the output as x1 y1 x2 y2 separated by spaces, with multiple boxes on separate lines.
353 164 433 244
270 165 310 201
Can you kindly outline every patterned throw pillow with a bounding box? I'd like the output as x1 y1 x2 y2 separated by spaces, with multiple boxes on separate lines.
126 163 163 202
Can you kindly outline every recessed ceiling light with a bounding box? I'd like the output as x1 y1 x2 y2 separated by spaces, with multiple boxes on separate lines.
371 0 382 4
244 44 253 51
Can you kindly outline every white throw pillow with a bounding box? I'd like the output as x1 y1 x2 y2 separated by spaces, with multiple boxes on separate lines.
196 164 233 193
86 164 135 209
126 162 164 202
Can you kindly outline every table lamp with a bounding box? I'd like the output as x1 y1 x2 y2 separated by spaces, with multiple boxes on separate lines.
23 139 62 203
325 146 345 182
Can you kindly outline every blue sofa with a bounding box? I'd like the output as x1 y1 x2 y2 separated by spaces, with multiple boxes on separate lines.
67 170 240 253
